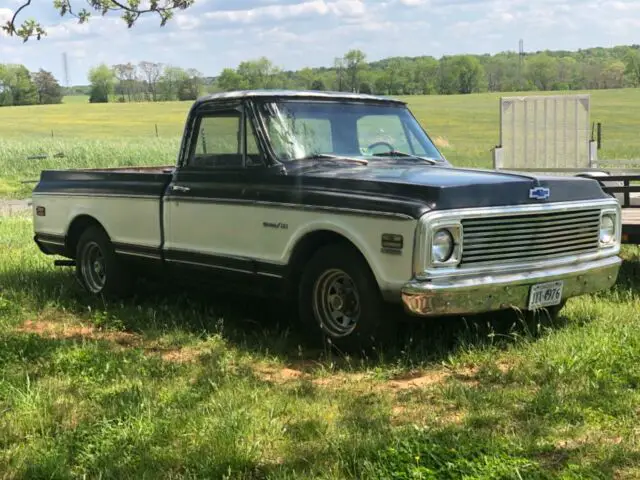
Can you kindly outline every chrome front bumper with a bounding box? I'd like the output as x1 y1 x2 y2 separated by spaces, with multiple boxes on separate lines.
401 255 622 317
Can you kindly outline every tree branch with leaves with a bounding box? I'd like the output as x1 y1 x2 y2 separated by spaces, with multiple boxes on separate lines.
2 0 195 42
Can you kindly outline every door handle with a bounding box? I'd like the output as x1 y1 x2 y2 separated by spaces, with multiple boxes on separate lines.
171 185 191 192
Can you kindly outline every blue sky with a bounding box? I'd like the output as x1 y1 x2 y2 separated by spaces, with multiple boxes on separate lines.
1 0 639 85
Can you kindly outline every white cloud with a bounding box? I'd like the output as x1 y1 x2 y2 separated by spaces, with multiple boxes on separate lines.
1 0 639 85
399 0 427 5
204 0 366 23
0 8 13 37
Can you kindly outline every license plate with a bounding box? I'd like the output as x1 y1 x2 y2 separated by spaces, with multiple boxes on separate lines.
528 281 564 310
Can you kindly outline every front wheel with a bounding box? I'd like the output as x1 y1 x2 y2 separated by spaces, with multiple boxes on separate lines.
298 243 392 352
75 225 133 297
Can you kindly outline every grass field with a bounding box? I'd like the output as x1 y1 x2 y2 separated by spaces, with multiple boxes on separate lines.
1 88 640 198
2 88 640 478
2 212 640 478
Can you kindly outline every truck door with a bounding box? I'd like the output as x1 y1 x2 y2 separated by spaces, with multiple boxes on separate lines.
162 100 269 276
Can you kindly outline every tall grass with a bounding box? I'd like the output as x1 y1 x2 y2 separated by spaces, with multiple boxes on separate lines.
0 138 180 197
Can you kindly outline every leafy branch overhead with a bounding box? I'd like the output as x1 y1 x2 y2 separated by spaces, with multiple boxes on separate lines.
1 0 196 42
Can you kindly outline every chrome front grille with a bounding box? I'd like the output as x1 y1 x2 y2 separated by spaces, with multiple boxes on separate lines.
460 208 602 266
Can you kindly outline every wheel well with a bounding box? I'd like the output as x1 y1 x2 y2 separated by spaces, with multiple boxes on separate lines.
287 230 374 294
65 215 107 258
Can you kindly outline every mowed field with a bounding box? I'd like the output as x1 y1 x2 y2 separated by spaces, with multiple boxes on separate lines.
2 89 640 478
2 88 640 197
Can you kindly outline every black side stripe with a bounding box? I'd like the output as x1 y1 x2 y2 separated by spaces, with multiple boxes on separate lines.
35 234 285 278
162 195 414 220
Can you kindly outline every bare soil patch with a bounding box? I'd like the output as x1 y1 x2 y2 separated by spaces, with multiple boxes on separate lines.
17 319 203 363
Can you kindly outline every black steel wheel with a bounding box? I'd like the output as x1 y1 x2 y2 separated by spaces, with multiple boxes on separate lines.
298 243 392 352
75 225 132 297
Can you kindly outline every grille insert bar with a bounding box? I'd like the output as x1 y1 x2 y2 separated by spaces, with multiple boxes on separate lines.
461 208 601 266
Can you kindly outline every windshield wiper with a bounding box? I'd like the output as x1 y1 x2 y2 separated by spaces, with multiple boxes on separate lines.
293 153 369 165
371 151 438 164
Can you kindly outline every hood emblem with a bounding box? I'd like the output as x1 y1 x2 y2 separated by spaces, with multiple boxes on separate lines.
529 186 550 200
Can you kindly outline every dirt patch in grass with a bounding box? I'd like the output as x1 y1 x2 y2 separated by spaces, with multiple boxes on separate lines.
16 319 204 363
386 370 450 390
17 319 140 346
156 346 206 364
254 363 452 393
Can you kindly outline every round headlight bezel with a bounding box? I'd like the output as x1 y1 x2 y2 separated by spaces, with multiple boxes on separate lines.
599 213 616 245
432 228 454 263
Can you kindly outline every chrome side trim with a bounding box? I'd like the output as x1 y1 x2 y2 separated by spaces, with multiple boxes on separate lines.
115 250 162 260
166 257 253 274
402 255 621 317
164 258 284 278
39 240 65 247
413 198 621 280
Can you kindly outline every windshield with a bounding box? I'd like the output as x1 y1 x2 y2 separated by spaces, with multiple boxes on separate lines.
256 100 445 163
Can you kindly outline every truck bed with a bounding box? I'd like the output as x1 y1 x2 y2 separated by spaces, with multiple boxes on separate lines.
33 166 174 198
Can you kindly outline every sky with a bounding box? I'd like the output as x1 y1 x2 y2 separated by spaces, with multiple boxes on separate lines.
0 0 639 85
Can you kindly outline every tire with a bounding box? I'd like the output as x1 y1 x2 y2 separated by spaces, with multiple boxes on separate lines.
75 225 133 298
298 243 392 352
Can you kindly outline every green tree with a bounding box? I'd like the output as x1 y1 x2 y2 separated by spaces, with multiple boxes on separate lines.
216 68 245 91
343 49 367 92
413 57 439 94
158 66 187 100
177 69 203 101
526 54 559 90
2 0 195 42
237 58 281 89
0 64 38 106
310 79 326 91
602 60 626 88
88 63 116 103
32 69 63 104
438 55 484 94
624 49 640 87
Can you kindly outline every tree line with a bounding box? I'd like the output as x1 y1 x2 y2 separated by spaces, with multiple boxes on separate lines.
0 65 63 106
86 62 205 103
87 44 640 103
2 44 640 108
214 45 640 96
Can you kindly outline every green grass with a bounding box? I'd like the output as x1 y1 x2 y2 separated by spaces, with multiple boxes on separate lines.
2 89 640 477
1 89 640 198
2 212 640 477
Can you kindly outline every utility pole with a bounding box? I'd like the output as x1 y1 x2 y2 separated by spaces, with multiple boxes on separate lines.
518 39 524 90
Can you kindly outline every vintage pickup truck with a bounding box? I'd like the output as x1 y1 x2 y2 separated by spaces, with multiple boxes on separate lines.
32 90 622 349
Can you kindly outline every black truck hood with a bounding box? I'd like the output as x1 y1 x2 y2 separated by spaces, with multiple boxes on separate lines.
294 163 611 211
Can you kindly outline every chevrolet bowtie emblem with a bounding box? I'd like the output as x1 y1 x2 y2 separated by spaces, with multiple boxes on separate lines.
529 186 550 200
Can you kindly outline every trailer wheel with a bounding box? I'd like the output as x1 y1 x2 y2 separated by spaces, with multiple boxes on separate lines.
75 225 132 297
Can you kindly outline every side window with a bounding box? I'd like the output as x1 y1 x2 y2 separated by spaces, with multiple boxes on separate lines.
189 109 264 168
191 111 242 168
357 114 411 155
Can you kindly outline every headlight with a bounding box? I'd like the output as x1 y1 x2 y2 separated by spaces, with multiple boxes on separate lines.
599 213 616 245
432 229 454 262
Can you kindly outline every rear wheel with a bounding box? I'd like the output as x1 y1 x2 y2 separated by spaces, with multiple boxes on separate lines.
298 243 393 352
75 225 133 297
